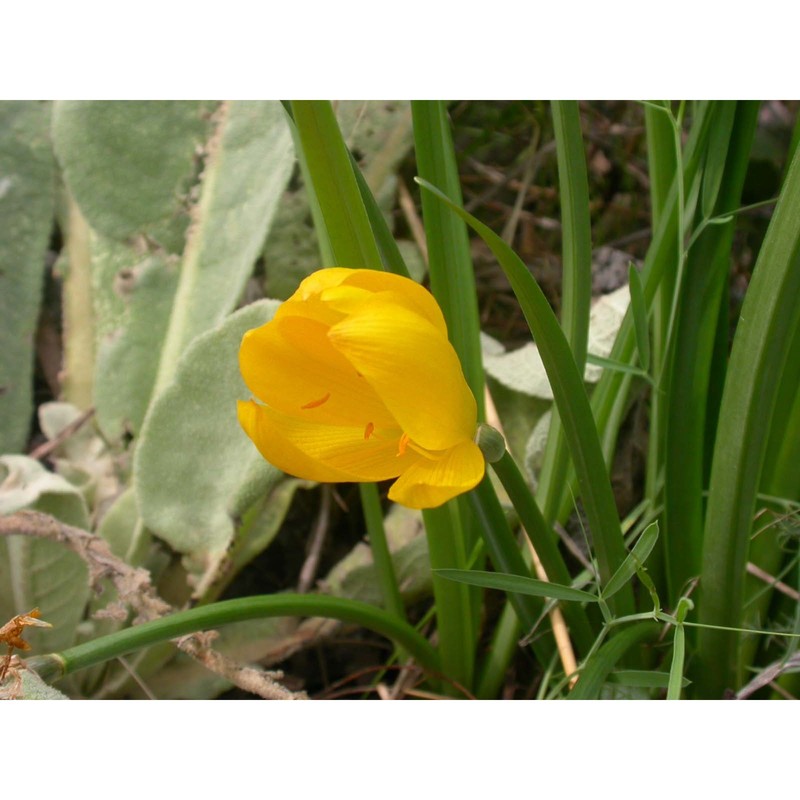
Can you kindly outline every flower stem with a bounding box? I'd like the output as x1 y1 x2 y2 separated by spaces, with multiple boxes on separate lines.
26 594 440 685
491 450 595 655
359 483 407 624
423 503 476 694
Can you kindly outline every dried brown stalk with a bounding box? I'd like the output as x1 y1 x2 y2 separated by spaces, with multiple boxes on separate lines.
0 510 305 699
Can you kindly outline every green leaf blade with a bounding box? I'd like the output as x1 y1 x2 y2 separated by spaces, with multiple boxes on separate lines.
435 568 598 604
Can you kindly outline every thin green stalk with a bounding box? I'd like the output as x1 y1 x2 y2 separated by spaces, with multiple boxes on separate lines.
566 622 659 700
589 102 714 482
412 100 485 693
423 503 475 693
642 103 678 598
663 102 758 601
468 477 549 643
417 179 633 614
411 101 485 416
475 599 523 698
27 594 441 684
696 143 800 697
290 101 383 269
493 450 594 655
350 150 411 279
536 100 593 524
478 102 594 697
359 483 406 623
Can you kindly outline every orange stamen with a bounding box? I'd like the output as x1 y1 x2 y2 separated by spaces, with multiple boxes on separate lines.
397 432 410 456
364 422 375 440
301 392 331 410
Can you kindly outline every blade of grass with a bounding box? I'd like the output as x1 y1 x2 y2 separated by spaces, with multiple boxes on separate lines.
667 626 687 700
411 101 484 416
696 143 800 697
290 101 382 269
643 101 678 550
585 353 653 384
536 101 593 524
417 178 633 614
612 670 689 690
662 102 759 601
435 568 598 603
468 475 557 670
349 150 411 279
359 483 406 622
491 449 595 654
412 100 486 693
567 622 659 699
481 102 595 690
422 502 475 692
602 522 659 602
628 263 650 373
590 102 714 481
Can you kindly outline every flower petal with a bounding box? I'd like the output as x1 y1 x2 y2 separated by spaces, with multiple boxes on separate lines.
328 299 477 450
387 440 485 509
293 267 356 300
238 400 416 482
340 270 448 335
239 314 395 429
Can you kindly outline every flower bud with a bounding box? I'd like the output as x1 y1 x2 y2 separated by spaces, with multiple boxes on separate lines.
475 423 505 464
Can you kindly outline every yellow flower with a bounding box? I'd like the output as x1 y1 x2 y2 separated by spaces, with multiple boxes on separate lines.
237 268 485 509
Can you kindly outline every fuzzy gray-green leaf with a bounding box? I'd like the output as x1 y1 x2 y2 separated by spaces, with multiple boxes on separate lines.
134 300 284 575
151 100 295 398
52 100 213 251
0 101 55 454
0 456 90 653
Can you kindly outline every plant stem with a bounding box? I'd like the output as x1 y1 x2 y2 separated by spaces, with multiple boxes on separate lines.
359 483 407 623
27 594 440 684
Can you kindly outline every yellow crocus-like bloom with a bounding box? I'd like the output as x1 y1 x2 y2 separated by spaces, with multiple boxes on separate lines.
237 268 485 509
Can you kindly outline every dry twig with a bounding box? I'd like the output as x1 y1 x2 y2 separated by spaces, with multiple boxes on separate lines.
0 510 304 699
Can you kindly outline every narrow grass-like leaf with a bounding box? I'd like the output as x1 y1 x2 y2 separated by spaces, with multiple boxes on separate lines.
586 353 654 384
290 101 382 270
643 104 675 516
663 102 759 602
700 102 737 220
350 151 411 278
423 503 476 692
418 178 632 613
610 670 689 689
645 101 679 228
537 100 592 525
697 143 800 697
667 624 686 700
436 569 598 603
411 102 484 416
491 450 595 654
628 263 650 372
412 101 486 692
568 623 658 700
602 521 659 601
589 102 714 481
